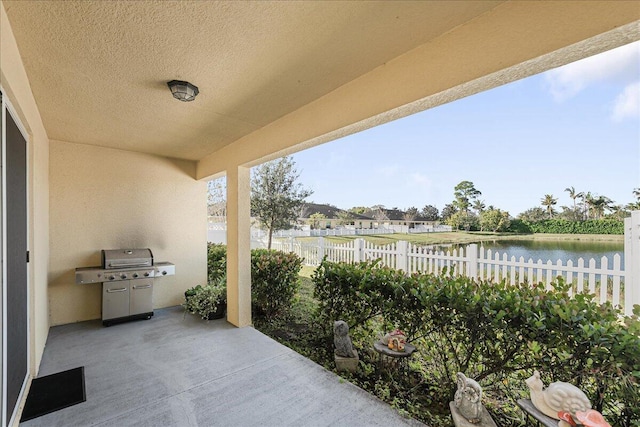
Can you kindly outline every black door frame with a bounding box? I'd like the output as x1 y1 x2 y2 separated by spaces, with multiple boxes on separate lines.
0 91 31 427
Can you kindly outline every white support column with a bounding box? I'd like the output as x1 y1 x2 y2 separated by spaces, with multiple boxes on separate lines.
624 211 640 316
226 166 252 327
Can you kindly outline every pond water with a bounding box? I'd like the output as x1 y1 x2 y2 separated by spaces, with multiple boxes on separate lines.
451 239 624 269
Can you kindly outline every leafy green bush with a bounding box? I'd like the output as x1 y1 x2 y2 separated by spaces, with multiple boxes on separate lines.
183 276 226 320
207 244 303 318
523 219 623 234
312 260 640 426
207 243 227 283
251 249 303 318
506 219 533 233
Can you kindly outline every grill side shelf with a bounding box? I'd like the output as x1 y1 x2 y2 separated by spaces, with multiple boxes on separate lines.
154 262 175 278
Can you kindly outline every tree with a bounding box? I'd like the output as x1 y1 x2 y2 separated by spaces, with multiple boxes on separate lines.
372 207 389 222
446 211 478 231
633 188 640 201
403 207 419 227
251 156 313 248
207 177 227 218
441 203 458 222
308 212 327 229
348 206 368 215
336 210 355 226
453 181 482 214
421 205 439 221
479 208 511 232
564 186 583 221
589 195 613 220
517 207 547 222
472 199 486 215
540 194 557 219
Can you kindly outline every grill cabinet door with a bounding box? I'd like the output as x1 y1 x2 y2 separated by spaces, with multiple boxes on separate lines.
130 279 153 315
103 281 131 320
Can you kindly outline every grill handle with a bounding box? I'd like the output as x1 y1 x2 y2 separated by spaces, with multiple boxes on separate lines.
108 261 152 268
133 284 152 290
106 287 127 293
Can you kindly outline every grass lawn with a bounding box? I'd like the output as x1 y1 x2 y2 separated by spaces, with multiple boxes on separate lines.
290 231 622 247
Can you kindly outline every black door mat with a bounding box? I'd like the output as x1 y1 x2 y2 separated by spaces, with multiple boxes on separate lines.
20 366 86 422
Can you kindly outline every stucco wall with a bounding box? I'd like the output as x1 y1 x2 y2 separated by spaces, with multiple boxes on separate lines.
49 140 207 326
1 1 50 375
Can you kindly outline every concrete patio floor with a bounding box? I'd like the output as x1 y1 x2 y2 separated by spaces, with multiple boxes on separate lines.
20 306 424 426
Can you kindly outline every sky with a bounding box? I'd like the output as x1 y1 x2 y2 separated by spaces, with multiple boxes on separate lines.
288 41 640 217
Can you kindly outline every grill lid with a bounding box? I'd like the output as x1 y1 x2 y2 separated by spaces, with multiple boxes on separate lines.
102 248 154 269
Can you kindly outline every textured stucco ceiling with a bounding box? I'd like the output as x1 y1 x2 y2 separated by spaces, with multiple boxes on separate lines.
3 0 505 160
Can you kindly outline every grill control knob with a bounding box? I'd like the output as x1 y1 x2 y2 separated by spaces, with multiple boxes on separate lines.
132 273 139 278
108 275 116 281
120 274 127 279
162 271 167 276
144 272 150 277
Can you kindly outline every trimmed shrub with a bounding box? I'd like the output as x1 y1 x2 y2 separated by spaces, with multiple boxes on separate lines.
207 243 227 283
506 219 533 233
524 219 623 234
312 260 640 426
250 249 303 318
207 244 303 318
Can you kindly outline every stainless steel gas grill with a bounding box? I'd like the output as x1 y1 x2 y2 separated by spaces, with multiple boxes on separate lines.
75 248 175 326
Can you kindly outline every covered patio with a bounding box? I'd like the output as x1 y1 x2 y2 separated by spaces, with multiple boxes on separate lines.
21 307 420 427
1 1 639 425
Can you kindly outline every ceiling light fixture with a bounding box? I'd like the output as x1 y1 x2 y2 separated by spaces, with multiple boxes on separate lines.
167 80 199 102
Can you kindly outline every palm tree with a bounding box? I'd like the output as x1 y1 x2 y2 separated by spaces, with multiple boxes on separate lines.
564 186 583 221
540 194 557 219
583 192 594 220
472 199 486 215
633 188 640 201
589 196 613 220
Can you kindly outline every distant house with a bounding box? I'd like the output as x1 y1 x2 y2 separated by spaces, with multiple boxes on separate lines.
299 204 440 230
360 207 439 229
299 203 374 229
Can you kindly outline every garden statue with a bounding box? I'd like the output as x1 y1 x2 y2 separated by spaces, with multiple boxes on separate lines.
525 370 591 422
333 320 356 358
453 372 483 424
333 320 358 372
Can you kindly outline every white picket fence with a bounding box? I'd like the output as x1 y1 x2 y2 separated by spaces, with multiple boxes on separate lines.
271 212 640 315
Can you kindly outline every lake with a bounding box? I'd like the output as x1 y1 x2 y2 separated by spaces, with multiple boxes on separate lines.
452 239 625 269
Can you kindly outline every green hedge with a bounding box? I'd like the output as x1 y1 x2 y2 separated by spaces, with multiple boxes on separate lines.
207 243 303 318
521 219 623 234
207 243 227 283
312 260 640 426
251 249 303 317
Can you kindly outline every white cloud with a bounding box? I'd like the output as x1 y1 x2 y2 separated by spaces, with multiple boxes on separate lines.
612 81 640 122
544 41 640 102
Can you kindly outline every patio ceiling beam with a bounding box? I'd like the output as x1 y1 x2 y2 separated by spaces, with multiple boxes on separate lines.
197 2 640 179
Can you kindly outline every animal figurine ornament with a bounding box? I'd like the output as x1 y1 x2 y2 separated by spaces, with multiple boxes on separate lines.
333 320 356 358
557 409 613 427
381 329 406 346
574 409 612 427
525 370 591 422
453 372 483 424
